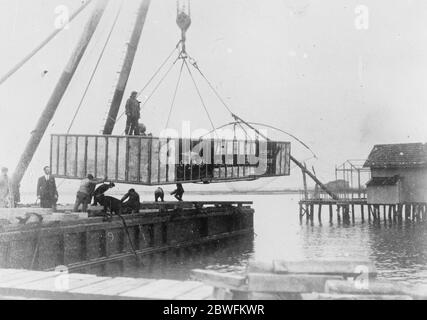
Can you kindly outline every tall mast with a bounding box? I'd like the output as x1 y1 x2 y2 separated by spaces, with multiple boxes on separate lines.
102 0 152 135
11 0 110 198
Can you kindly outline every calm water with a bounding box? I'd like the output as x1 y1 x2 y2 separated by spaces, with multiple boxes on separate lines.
22 192 427 284
121 194 427 285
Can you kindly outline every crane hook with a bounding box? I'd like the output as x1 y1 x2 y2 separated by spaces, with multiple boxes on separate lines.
177 0 191 55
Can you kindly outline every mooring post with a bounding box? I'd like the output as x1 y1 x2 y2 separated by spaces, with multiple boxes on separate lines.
405 204 411 221
318 204 322 225
368 205 371 222
361 204 365 223
337 206 341 224
306 204 310 224
299 204 303 224
329 204 333 224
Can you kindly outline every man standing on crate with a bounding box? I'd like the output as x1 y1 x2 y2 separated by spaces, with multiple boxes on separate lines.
37 166 58 210
125 91 141 136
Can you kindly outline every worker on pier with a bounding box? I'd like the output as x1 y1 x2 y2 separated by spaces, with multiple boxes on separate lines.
0 167 10 208
37 166 58 210
92 182 116 206
121 189 141 214
171 183 185 202
155 187 165 202
125 91 141 136
74 174 107 212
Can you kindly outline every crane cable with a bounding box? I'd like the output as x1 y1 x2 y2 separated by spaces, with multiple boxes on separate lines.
183 59 218 138
188 61 318 158
67 0 125 134
114 44 181 126
165 59 186 130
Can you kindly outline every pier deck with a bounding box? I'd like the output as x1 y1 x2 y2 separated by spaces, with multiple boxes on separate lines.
0 201 254 273
0 268 214 300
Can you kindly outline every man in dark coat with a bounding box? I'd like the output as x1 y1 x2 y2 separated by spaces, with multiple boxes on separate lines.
125 91 141 136
121 189 141 214
37 166 58 210
171 183 184 202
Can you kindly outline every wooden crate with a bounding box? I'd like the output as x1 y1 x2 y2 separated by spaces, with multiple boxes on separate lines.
50 134 290 185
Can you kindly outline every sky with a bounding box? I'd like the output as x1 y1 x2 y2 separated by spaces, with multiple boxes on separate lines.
0 0 426 195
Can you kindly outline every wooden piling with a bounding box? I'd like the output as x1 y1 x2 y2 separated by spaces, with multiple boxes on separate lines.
329 205 333 224
405 204 411 221
318 205 322 225
361 204 365 223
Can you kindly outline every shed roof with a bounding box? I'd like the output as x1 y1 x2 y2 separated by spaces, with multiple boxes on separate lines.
366 176 400 187
363 143 427 168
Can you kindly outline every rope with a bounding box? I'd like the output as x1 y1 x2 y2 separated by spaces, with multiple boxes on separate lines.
137 44 180 98
183 59 217 137
67 0 124 134
165 59 186 130
189 61 235 116
114 45 181 125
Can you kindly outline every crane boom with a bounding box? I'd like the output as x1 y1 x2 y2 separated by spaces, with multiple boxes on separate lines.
102 0 152 135
11 0 110 203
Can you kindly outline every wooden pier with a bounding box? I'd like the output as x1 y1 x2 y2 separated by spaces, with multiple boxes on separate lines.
0 268 214 300
299 197 427 226
0 201 254 273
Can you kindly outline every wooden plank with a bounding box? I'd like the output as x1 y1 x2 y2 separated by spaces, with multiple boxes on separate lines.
325 280 427 299
301 293 412 300
117 138 127 180
176 284 214 300
0 271 57 287
69 277 152 296
247 273 343 293
149 281 204 300
120 279 184 299
14 274 111 292
191 269 247 289
0 269 28 281
140 139 150 183
248 260 377 278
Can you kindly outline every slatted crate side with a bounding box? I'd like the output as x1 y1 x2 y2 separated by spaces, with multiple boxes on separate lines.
159 138 168 184
50 135 59 175
140 138 151 184
96 136 107 179
107 136 118 181
117 137 127 181
167 139 177 183
66 136 77 177
51 134 291 183
57 136 67 176
128 137 141 183
77 136 87 177
150 139 160 184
